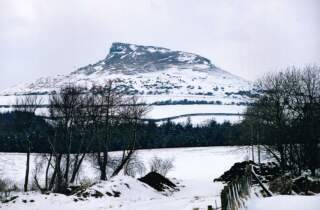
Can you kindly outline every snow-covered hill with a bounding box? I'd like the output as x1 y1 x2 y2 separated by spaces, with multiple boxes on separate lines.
0 42 253 105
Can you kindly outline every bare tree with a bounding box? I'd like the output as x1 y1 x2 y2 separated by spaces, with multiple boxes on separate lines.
32 81 149 193
244 65 320 176
69 91 97 183
87 82 149 180
293 65 320 175
47 85 88 192
14 95 42 192
111 95 149 177
91 81 123 180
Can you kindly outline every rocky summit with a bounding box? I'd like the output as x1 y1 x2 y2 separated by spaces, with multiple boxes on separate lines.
74 42 217 75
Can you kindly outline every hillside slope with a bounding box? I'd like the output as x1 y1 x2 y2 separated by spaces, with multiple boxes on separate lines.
0 43 253 105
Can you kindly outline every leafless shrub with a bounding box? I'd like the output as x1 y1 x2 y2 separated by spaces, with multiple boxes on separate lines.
0 179 9 193
149 156 174 177
79 178 95 188
0 179 19 200
123 154 146 177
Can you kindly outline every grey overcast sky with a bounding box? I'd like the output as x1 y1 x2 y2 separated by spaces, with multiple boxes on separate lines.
0 0 319 90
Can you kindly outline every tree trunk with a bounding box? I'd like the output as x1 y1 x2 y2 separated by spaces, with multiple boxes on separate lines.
24 149 30 192
112 149 134 177
100 152 108 180
70 153 86 183
54 154 65 193
257 131 261 164
45 153 52 189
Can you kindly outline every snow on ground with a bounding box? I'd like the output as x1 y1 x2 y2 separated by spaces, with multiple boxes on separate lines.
0 103 246 125
147 105 246 119
0 64 252 102
245 195 320 210
147 104 245 124
0 94 249 106
2 147 318 210
0 146 252 210
170 115 243 124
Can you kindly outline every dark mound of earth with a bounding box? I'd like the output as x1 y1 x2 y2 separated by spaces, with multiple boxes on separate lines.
139 172 176 191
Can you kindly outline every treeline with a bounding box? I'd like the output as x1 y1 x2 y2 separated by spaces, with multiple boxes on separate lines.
0 113 240 153
152 99 223 105
0 111 51 153
151 99 252 106
137 120 240 148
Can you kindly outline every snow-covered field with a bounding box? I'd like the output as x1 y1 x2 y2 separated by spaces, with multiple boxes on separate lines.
0 103 246 124
1 147 319 210
0 146 251 210
147 104 245 119
147 104 245 124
